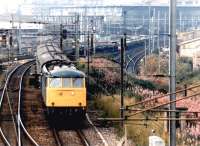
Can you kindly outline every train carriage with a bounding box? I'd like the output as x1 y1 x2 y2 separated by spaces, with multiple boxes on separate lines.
36 42 86 118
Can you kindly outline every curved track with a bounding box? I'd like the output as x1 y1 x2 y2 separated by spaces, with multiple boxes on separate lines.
0 66 17 146
17 61 40 146
126 50 145 74
0 60 39 146
0 65 25 146
76 129 90 146
86 114 108 146
19 63 107 146
113 45 145 75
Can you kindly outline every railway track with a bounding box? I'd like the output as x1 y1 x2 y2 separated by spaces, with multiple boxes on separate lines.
52 128 63 146
113 45 145 74
17 61 41 146
86 110 120 146
53 128 91 146
84 114 109 146
0 61 35 146
132 51 145 74
114 48 136 63
20 64 57 146
50 114 108 146
125 50 145 74
20 64 108 146
0 61 110 146
76 129 90 146
0 65 19 146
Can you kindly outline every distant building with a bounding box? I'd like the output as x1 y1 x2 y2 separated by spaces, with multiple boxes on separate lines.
177 0 200 6
178 31 200 70
149 136 165 146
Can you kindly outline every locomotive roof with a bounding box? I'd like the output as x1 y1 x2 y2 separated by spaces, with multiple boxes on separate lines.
49 68 85 78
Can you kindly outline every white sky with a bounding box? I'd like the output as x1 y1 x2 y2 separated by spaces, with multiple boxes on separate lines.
2 0 197 14
0 0 197 14
0 0 196 29
0 0 167 14
0 0 24 14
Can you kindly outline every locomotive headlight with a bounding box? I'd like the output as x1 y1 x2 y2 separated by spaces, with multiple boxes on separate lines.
71 92 75 96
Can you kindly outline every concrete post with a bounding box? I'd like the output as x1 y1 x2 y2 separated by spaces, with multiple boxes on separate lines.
169 0 177 146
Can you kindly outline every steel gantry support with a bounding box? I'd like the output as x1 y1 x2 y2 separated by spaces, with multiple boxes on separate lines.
169 0 177 146
60 24 63 50
120 34 126 126
87 32 90 90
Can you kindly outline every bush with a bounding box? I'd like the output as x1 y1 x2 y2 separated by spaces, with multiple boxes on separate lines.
76 63 85 70
95 95 166 146
176 56 193 83
134 79 156 90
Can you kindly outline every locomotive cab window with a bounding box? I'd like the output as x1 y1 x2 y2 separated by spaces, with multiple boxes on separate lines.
49 78 62 88
63 78 72 88
48 78 85 88
72 78 84 88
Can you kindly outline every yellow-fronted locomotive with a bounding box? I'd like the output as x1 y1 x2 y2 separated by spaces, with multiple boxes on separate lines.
36 42 86 118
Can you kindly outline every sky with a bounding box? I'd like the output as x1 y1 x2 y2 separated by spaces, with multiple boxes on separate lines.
0 0 152 28
0 0 167 14
2 0 197 14
0 0 133 14
0 0 24 14
0 0 198 14
0 0 196 28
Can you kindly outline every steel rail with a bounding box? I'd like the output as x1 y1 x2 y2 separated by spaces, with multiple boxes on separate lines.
6 84 19 143
132 52 145 74
0 62 32 145
125 50 145 71
76 130 90 146
19 118 40 146
18 63 32 146
17 61 40 146
0 65 20 107
52 128 62 146
86 114 108 146
0 65 21 146
0 128 11 146
53 128 63 146
114 48 137 63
